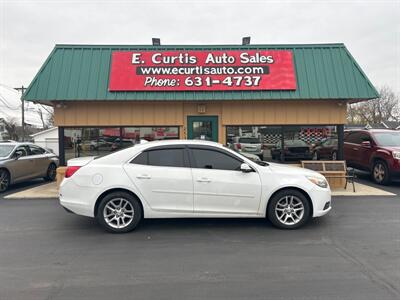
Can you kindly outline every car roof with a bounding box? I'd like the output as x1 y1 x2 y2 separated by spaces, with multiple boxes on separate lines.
344 129 398 133
138 139 224 149
0 141 35 146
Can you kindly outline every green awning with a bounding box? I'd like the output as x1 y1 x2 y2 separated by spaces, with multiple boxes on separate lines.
23 43 379 102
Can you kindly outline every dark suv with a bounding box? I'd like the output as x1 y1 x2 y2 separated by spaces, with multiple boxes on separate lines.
344 129 400 185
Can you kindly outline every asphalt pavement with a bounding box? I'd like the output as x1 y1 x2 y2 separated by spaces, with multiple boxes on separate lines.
0 180 399 300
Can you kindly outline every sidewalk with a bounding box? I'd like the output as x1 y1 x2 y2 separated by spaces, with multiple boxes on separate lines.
4 182 58 199
3 180 395 199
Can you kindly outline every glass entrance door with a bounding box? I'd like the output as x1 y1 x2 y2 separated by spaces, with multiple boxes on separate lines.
187 116 218 142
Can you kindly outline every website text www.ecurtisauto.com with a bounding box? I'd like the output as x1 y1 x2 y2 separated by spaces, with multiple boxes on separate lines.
136 65 269 76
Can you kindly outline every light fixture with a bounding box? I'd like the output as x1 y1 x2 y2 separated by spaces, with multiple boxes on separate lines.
152 38 161 46
242 36 251 45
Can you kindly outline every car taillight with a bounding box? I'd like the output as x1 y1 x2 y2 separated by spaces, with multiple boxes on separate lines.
235 143 241 150
65 166 81 178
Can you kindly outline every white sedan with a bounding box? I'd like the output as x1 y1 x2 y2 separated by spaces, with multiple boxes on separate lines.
59 140 331 233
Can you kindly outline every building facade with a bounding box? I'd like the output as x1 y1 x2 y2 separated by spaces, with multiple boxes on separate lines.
23 44 378 165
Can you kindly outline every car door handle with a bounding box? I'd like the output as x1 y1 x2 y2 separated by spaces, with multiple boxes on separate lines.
197 177 211 183
353 147 359 151
136 174 151 179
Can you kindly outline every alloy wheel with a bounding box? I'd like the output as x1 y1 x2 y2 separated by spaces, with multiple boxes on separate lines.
373 163 385 183
0 170 9 192
48 164 56 180
103 198 135 229
275 195 305 226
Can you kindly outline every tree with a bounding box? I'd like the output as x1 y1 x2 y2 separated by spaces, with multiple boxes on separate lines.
3 118 19 141
347 86 399 125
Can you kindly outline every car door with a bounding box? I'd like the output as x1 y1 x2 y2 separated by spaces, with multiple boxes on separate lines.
189 146 262 215
28 145 49 177
8 146 35 182
124 146 193 213
344 132 360 166
353 132 373 169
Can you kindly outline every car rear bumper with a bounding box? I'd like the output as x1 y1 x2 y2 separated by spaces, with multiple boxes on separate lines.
59 178 97 217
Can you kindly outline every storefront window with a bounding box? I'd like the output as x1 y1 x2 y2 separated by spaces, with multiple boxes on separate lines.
226 125 338 163
63 126 179 162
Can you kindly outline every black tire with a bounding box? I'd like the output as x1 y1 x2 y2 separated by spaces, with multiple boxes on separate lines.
0 169 10 193
44 163 57 181
267 189 311 229
96 191 142 233
372 160 391 185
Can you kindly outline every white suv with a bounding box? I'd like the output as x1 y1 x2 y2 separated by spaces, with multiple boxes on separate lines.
59 140 331 233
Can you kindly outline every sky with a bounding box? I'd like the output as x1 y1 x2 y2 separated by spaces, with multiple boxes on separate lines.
0 0 399 101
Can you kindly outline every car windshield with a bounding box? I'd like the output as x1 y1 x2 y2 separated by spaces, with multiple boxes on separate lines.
239 138 260 144
373 132 400 147
0 145 15 157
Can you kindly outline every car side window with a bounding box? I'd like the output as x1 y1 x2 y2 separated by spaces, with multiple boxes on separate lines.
131 152 148 165
14 146 28 157
29 145 46 155
345 132 361 144
359 133 371 143
147 148 185 167
191 148 242 171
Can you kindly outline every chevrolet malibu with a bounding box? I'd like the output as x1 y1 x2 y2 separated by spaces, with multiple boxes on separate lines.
59 140 331 233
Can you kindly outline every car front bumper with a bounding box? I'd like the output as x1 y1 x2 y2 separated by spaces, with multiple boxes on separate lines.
309 187 332 218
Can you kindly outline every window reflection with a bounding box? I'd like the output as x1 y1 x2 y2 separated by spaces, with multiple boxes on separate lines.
64 127 179 161
226 125 338 163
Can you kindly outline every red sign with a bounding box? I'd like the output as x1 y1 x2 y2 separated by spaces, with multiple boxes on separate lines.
109 50 296 91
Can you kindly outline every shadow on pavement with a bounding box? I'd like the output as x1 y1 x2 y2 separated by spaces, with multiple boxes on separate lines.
0 178 49 199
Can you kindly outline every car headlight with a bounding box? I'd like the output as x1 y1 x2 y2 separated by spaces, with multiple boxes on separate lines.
393 151 400 160
306 176 328 188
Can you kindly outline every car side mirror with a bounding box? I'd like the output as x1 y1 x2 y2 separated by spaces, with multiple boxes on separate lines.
14 152 22 160
240 163 253 173
361 141 371 148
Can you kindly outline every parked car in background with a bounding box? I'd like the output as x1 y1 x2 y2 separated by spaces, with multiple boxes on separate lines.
0 142 59 192
271 139 313 161
60 140 331 233
239 151 262 162
111 139 134 151
312 138 338 160
344 129 400 184
231 137 263 159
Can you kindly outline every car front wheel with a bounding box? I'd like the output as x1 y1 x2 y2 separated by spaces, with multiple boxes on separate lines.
97 192 142 233
372 160 390 185
267 189 311 229
0 169 10 193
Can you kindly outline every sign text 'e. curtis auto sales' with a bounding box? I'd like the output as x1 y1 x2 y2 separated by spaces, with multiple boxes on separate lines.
109 50 296 91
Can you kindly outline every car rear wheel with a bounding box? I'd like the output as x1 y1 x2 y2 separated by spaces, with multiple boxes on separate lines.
0 169 10 193
97 192 142 233
372 160 390 185
44 163 57 181
267 189 311 229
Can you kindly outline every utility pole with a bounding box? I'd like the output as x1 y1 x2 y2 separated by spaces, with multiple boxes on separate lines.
14 86 26 141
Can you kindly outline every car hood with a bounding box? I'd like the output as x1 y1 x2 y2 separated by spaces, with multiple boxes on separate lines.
266 162 324 178
382 146 400 152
